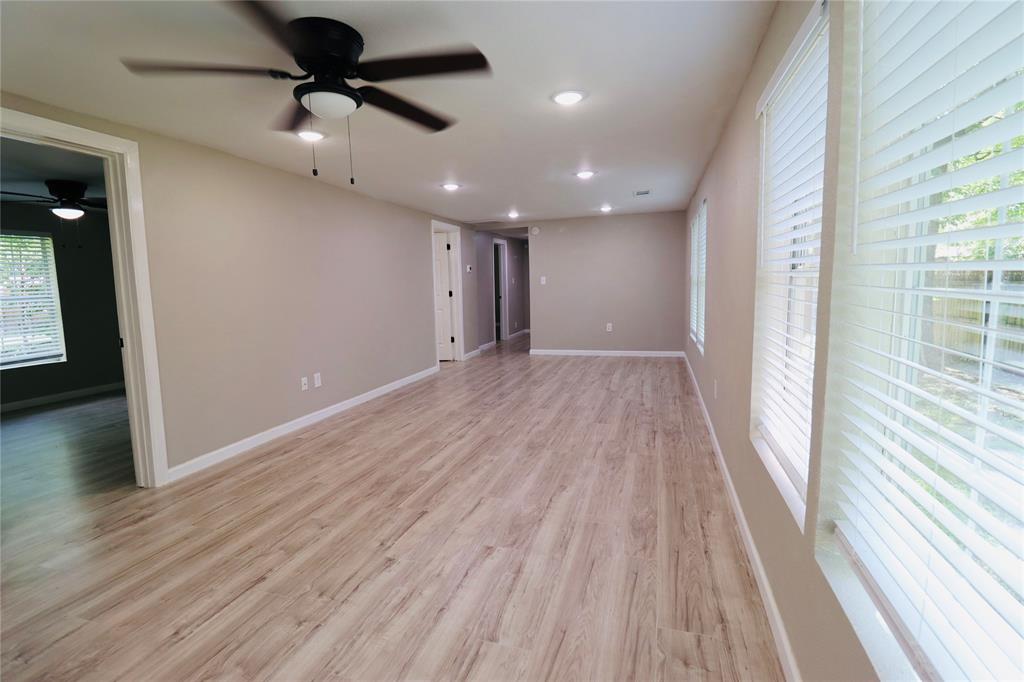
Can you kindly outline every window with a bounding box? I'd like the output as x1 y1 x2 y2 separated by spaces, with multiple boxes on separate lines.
820 1 1023 679
750 9 829 523
0 234 67 369
690 199 707 350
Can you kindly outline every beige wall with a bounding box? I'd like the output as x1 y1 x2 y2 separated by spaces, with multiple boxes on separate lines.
681 2 876 680
528 212 687 352
2 93 440 469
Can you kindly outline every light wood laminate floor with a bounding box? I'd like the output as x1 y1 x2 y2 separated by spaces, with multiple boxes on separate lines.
1 335 783 681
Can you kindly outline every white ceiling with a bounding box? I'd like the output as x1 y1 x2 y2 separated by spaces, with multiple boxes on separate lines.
0 1 773 223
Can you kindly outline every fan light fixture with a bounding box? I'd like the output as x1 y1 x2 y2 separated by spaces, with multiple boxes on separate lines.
576 170 595 180
553 90 585 106
508 209 520 219
600 204 612 213
52 204 85 220
300 89 360 120
297 130 324 142
442 183 461 192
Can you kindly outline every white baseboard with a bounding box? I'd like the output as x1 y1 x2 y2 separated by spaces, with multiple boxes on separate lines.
508 329 530 339
477 341 496 351
681 355 800 682
1 381 125 413
165 365 439 484
529 348 685 358
463 348 481 360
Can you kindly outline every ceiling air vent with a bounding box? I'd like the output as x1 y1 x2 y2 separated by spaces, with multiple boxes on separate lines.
633 189 651 197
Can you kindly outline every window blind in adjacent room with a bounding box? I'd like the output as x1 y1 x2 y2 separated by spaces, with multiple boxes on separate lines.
0 233 67 369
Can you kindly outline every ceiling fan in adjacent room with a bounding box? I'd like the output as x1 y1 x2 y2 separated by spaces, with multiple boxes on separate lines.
1 180 106 220
121 0 490 134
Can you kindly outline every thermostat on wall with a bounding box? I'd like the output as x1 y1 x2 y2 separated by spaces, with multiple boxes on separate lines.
531 227 540 235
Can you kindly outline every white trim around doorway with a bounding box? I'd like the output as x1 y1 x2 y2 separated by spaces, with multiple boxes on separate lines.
430 220 466 362
1 107 169 487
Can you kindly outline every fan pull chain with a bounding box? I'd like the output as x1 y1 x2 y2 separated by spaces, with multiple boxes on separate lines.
306 97 319 177
347 118 355 185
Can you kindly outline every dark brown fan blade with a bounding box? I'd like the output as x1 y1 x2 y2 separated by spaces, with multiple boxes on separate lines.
122 59 292 78
229 1 295 54
357 48 489 82
1 190 53 200
272 100 310 132
358 86 452 132
80 198 107 209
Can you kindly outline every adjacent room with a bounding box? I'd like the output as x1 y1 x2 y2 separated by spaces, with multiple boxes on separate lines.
0 1 1020 681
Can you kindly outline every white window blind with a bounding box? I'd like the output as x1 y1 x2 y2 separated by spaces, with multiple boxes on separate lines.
751 14 829 517
0 234 67 369
690 213 700 340
691 200 708 350
823 1 1024 679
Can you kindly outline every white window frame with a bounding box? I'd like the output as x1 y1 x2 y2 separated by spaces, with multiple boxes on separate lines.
0 232 68 370
750 2 830 528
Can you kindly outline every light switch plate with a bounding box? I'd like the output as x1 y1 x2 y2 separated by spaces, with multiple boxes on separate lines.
301 376 309 391
606 323 613 332
540 276 547 285
314 372 322 388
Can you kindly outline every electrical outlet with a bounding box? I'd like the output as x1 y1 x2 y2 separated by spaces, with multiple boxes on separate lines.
714 379 718 400
301 376 309 391
606 322 613 332
540 276 547 285
313 372 322 388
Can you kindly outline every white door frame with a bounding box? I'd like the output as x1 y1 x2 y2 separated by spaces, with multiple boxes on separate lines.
430 220 465 361
493 238 510 342
1 108 169 487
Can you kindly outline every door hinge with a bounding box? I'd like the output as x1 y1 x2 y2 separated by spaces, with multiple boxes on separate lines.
446 243 451 251
449 290 453 297
450 336 455 343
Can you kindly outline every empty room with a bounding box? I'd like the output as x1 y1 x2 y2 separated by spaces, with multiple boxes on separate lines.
0 1 1020 680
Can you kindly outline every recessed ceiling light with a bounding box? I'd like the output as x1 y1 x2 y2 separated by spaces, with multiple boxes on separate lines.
442 183 461 192
297 130 324 142
575 170 595 180
552 90 585 106
600 204 612 213
508 209 520 219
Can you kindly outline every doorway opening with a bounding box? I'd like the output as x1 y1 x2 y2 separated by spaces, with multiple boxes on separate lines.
1 107 168 487
1 137 136 529
431 220 465 362
492 238 509 343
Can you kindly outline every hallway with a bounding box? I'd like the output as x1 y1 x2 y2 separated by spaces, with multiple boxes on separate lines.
2 335 782 680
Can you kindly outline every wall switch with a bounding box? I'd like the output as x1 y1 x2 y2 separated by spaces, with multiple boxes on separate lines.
466 264 473 273
301 376 309 391
313 372 322 388
540 276 547 285
512 277 516 285
606 323 613 332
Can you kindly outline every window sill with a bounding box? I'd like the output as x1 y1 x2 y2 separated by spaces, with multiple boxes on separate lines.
815 529 920 682
750 432 806 531
1 356 67 371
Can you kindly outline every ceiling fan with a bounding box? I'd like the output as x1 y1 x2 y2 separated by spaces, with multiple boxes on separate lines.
1 180 106 220
121 1 490 133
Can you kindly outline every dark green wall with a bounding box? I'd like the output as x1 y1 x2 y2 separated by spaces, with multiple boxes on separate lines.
1 203 123 406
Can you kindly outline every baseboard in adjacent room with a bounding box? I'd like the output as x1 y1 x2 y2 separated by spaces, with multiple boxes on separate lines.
508 329 530 339
1 381 126 413
477 341 496 351
681 355 801 682
463 348 481 360
165 365 439 484
529 348 685 358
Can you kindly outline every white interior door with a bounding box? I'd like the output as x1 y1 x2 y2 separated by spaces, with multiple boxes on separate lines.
433 233 454 361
